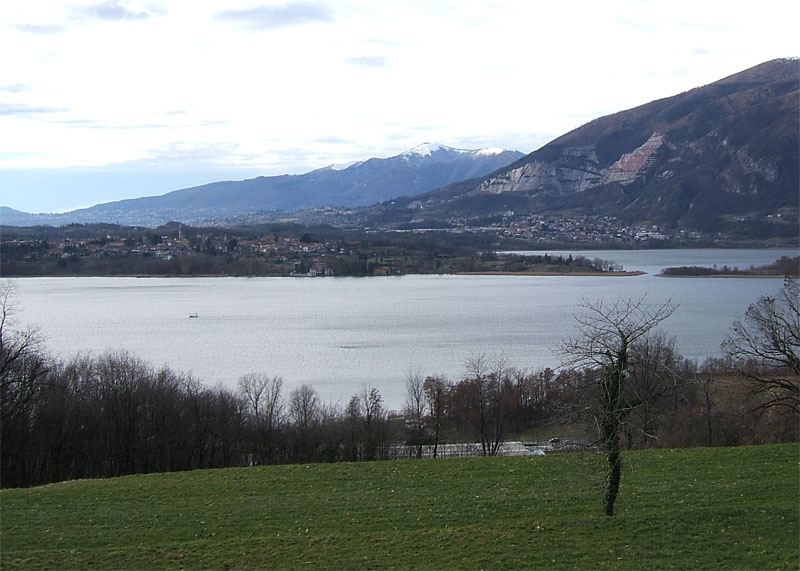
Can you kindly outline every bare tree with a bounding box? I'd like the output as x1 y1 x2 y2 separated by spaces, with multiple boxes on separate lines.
0 282 48 431
561 296 675 516
93 351 154 476
723 278 799 414
289 383 320 460
423 375 448 458
464 354 512 456
347 386 386 461
404 367 428 458
515 368 556 422
238 373 285 463
698 362 720 447
624 332 684 448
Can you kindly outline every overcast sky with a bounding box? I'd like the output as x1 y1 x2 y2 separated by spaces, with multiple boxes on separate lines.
1 1 797 213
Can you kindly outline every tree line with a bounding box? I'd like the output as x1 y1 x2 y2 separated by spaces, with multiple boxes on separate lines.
660 255 799 277
1 280 797 490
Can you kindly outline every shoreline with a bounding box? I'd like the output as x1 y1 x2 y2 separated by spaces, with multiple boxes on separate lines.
456 270 646 277
657 273 794 279
3 270 649 279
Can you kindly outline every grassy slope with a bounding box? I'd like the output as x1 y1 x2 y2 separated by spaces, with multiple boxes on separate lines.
1 444 798 570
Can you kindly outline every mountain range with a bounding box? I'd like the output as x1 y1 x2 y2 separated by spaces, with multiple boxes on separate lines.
2 59 798 240
0 144 523 227
357 58 798 239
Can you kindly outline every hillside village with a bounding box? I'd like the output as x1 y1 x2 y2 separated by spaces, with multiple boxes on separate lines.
239 204 788 245
1 226 357 277
447 213 681 242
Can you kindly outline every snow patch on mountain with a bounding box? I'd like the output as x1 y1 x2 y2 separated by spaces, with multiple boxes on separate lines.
475 147 506 156
327 159 364 171
402 142 451 157
400 142 511 160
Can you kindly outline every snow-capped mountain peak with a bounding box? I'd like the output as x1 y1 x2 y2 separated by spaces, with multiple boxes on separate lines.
399 142 512 161
401 142 453 157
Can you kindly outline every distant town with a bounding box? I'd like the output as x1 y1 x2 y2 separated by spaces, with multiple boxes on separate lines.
235 207 773 245
400 213 692 242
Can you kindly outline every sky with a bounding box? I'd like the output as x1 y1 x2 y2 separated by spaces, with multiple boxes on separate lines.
1 1 798 214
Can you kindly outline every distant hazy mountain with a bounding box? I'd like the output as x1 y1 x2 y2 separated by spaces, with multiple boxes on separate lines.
363 59 799 239
0 144 523 227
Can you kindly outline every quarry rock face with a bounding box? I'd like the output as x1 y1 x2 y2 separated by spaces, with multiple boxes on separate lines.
603 132 664 184
475 132 665 195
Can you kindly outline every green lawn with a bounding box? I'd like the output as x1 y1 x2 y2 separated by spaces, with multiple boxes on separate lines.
2 444 798 569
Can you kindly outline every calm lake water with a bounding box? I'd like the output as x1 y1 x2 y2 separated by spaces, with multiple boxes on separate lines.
9 248 797 410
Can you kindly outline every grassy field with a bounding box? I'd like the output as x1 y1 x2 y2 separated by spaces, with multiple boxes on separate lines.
1 444 797 570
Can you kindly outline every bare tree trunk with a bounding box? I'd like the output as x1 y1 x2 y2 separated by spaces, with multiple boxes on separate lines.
604 448 621 516
404 369 426 459
600 343 626 516
424 376 447 459
703 377 715 446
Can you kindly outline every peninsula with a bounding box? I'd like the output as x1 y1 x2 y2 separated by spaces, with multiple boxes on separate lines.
659 256 799 278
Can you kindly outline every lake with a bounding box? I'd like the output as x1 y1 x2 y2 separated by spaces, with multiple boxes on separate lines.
8 248 797 411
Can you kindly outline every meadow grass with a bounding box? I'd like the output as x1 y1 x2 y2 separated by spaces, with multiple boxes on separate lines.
1 444 797 569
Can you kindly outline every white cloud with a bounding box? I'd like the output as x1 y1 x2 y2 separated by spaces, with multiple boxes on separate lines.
76 0 156 21
15 23 65 34
214 2 334 30
0 102 69 115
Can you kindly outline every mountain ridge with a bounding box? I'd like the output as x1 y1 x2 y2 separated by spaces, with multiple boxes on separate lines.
0 144 523 227
355 58 798 239
3 59 797 241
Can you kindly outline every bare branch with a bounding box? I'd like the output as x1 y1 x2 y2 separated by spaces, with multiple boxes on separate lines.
723 278 799 414
560 296 676 368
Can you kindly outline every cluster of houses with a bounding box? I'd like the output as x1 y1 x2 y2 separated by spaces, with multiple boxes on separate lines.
16 233 193 262
469 214 694 243
4 228 354 269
